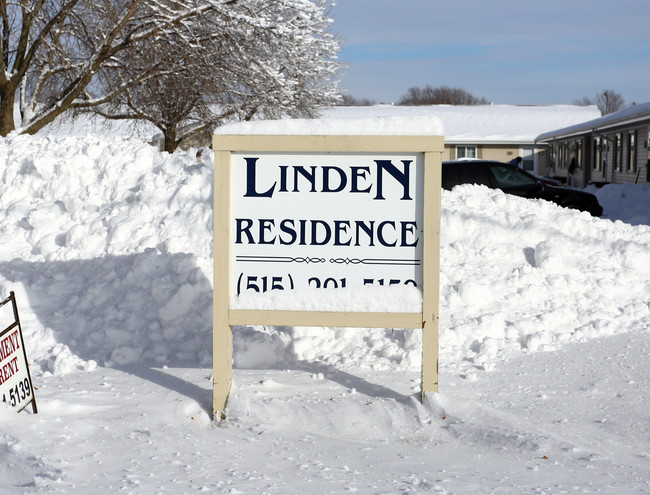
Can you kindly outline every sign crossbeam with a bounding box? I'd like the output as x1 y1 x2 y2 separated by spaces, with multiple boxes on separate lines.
228 309 423 329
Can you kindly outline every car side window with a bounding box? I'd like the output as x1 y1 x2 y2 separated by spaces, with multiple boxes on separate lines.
490 165 538 191
442 163 492 189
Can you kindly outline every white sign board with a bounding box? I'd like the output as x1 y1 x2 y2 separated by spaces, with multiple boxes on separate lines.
212 134 443 419
0 293 37 413
230 152 424 300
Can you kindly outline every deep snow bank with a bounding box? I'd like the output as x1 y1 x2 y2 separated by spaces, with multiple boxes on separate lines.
0 134 648 380
0 134 214 370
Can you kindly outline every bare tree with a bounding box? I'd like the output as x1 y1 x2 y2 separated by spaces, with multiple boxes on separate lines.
574 90 625 115
595 90 625 115
398 85 488 106
94 0 341 152
338 94 375 106
1 0 341 144
0 0 216 136
573 96 594 107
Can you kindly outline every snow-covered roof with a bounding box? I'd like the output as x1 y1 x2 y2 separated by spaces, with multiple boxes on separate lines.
213 115 444 137
216 104 600 144
536 102 650 142
39 103 604 146
324 105 601 144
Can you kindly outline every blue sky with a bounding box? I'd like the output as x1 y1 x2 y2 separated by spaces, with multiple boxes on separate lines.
330 0 650 105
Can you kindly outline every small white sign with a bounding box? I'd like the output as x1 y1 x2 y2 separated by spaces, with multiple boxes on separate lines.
230 152 424 300
0 294 37 413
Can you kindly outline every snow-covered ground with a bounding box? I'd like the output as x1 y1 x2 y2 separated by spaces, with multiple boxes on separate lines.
0 131 649 493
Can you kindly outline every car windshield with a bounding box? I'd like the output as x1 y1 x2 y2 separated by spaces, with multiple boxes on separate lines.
490 165 538 191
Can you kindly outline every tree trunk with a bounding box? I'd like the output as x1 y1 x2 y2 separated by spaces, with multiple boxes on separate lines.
163 125 177 153
0 86 16 136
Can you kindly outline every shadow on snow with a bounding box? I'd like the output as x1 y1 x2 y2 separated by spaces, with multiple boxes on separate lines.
0 251 413 413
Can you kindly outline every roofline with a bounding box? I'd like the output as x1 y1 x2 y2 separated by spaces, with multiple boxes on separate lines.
536 102 650 142
537 116 650 142
446 139 545 146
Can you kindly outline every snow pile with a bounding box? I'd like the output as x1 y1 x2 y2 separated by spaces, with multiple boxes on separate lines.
0 132 649 493
0 132 648 378
0 134 214 369
440 185 649 372
589 181 650 226
231 284 422 313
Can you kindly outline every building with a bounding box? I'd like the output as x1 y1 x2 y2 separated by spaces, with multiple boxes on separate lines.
324 104 600 177
536 102 650 187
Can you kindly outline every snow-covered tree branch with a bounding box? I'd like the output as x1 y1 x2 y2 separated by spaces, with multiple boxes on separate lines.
0 0 342 150
97 0 342 152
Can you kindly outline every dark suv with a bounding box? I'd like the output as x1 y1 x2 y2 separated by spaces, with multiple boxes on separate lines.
442 160 603 216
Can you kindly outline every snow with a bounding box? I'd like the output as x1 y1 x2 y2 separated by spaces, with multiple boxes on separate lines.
54 103 599 144
215 115 444 136
216 103 600 144
0 126 649 493
537 101 650 141
319 104 601 143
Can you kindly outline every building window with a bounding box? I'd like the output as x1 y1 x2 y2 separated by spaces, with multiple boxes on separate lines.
614 134 622 172
456 145 477 159
558 143 567 169
576 139 582 169
563 142 570 169
593 137 601 172
627 131 637 173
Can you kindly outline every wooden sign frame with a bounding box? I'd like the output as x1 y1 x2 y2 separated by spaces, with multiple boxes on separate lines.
213 135 443 419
